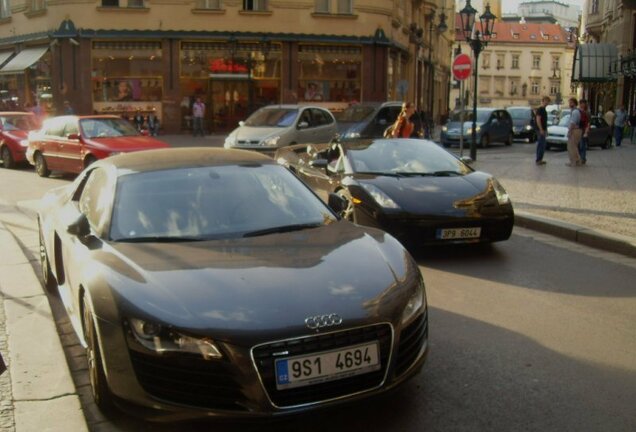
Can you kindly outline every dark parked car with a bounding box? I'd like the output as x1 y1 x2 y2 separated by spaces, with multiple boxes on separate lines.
275 138 514 247
441 108 513 148
333 101 403 139
27 115 169 177
38 147 428 419
546 114 612 150
506 106 536 142
0 111 39 169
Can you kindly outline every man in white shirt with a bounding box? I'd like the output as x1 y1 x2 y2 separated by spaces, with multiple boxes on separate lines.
566 97 582 166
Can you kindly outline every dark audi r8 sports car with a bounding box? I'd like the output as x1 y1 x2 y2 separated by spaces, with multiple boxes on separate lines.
275 138 514 247
38 147 428 420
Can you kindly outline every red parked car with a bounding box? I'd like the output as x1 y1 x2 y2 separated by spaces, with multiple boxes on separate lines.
0 112 39 169
27 115 169 177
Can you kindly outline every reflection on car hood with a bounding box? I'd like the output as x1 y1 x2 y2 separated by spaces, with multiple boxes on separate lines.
85 136 169 151
101 221 411 339
232 126 286 142
445 121 481 131
356 171 493 215
547 125 568 135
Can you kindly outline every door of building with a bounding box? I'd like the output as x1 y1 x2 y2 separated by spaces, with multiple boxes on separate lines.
209 79 253 132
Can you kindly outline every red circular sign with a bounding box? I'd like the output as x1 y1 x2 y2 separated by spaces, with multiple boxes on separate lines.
452 54 473 81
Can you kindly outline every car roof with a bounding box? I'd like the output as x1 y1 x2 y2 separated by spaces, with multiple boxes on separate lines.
99 147 275 174
261 104 327 110
0 111 34 116
506 106 532 110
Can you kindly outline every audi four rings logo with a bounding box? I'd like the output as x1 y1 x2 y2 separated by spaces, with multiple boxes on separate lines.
305 314 343 329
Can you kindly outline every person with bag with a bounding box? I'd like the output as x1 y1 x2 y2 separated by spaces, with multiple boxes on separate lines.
566 97 582 166
389 102 416 138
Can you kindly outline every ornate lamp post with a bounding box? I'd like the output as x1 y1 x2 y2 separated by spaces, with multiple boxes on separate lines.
427 10 448 131
459 1 496 161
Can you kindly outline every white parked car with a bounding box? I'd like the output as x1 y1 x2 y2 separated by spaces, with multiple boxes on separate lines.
224 105 338 153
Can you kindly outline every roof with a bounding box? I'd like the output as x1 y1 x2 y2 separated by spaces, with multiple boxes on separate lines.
102 147 274 174
454 17 570 45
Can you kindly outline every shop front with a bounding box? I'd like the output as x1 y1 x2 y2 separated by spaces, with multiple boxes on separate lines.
0 46 53 115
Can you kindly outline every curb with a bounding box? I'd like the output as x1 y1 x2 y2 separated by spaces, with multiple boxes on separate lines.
0 222 88 432
514 211 636 258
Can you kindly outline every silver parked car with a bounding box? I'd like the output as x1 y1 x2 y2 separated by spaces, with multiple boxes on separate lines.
224 105 337 153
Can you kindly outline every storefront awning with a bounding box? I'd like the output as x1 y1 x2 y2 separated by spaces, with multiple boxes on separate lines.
0 46 48 75
572 43 618 83
0 51 14 68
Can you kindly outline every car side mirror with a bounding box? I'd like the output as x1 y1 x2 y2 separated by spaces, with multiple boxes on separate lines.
298 121 309 129
67 213 91 238
309 159 328 169
67 133 80 140
328 193 347 216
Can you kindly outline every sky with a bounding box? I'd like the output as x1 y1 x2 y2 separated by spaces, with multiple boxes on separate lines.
456 0 586 15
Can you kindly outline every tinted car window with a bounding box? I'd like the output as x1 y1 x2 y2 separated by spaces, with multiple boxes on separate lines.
110 165 337 241
333 105 376 122
376 107 400 125
245 108 298 127
43 119 66 137
347 140 472 175
79 168 112 233
64 120 79 137
450 110 491 123
80 118 140 138
311 108 333 126
1 115 37 131
507 108 532 120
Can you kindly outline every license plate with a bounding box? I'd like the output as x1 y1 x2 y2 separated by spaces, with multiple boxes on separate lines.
275 342 380 390
436 227 481 240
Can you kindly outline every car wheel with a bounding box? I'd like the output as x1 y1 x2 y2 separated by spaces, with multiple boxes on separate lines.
1 146 15 169
602 137 611 149
505 132 513 146
82 295 114 412
442 142 450 148
479 134 489 148
38 222 57 293
34 152 50 177
336 189 356 222
84 155 97 169
545 143 551 151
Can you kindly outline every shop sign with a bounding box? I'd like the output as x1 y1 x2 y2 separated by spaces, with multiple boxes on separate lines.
209 59 248 74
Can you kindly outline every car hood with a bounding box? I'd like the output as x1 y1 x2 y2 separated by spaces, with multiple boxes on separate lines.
445 121 480 132
231 126 289 142
84 136 169 151
355 171 495 215
547 125 568 135
97 221 413 341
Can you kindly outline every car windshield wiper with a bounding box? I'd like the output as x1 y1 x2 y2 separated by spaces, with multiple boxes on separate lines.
356 171 407 178
390 171 464 177
430 170 464 176
242 222 323 238
114 236 205 243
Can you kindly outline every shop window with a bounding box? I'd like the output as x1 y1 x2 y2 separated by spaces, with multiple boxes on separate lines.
0 0 11 18
297 45 362 106
101 0 119 6
244 0 266 11
196 0 220 8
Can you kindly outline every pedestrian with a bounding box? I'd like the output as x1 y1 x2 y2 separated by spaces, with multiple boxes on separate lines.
578 99 591 165
62 100 74 115
629 111 636 143
566 97 582 166
132 109 145 132
614 104 627 147
534 96 550 165
409 108 425 138
389 102 416 138
192 97 206 137
146 110 160 136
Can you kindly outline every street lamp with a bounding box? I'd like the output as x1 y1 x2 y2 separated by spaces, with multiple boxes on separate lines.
459 1 496 161
427 10 448 131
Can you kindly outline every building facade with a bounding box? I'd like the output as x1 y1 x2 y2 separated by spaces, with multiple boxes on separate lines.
582 0 636 114
450 19 576 111
0 0 453 133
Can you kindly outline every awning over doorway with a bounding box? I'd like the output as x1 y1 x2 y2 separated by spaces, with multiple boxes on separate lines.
0 51 14 68
0 46 48 75
571 43 618 83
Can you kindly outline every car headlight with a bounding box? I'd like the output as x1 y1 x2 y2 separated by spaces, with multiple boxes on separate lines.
19 139 29 147
466 126 480 134
262 135 280 147
129 318 223 360
344 131 361 139
442 126 448 132
223 135 236 148
491 178 510 205
360 183 399 209
525 125 533 131
401 280 426 325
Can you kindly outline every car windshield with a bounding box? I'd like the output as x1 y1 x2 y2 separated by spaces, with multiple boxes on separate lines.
347 139 472 176
507 108 532 120
110 164 337 241
244 108 298 127
332 105 376 122
557 114 571 127
80 118 140 138
1 115 37 131
449 110 491 123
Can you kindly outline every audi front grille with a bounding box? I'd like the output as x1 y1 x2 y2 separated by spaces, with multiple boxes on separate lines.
252 323 393 408
395 310 428 377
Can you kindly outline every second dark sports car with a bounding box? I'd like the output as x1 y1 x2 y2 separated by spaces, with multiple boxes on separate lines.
275 138 514 247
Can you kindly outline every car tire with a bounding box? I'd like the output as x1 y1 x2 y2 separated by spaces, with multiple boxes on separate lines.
479 134 489 148
336 189 356 223
82 295 114 412
34 152 50 177
38 222 57 293
442 142 450 148
602 137 611 149
1 146 15 169
505 132 513 146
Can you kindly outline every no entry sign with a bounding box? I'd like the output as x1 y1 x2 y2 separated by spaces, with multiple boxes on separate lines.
452 54 472 81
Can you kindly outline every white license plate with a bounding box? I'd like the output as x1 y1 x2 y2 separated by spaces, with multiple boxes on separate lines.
437 227 481 240
275 342 380 390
